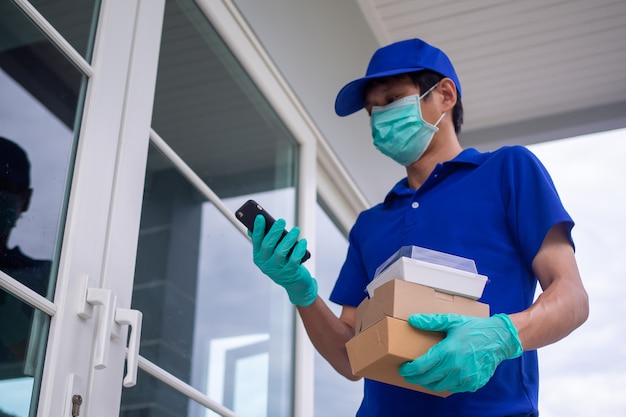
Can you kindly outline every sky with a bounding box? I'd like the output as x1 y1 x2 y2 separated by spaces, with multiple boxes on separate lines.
527 129 626 416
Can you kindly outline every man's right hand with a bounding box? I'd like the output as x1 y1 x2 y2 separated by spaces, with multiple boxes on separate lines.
250 215 318 307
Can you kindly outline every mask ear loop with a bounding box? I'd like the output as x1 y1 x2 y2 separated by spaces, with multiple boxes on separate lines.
420 81 446 128
419 81 440 100
434 112 446 127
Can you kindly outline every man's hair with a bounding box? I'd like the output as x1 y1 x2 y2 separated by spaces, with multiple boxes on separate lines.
408 70 463 135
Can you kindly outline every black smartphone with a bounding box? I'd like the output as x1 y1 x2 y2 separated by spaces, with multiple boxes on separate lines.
235 199 311 263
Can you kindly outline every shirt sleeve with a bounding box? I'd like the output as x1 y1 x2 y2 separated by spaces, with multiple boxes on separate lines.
503 146 574 269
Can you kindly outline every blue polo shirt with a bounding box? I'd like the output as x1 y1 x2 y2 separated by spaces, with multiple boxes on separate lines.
330 146 574 417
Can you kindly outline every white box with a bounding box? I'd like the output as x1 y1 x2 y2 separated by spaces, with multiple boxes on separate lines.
374 246 478 277
367 256 488 300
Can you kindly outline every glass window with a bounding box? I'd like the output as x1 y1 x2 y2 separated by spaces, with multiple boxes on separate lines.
0 1 84 300
122 1 300 416
0 289 50 417
0 3 87 416
150 0 296 197
121 368 191 416
10 0 101 62
313 203 363 416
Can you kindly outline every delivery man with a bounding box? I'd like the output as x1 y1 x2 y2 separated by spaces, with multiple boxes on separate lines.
249 38 589 416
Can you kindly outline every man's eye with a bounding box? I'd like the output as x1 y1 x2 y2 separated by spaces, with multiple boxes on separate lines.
387 94 404 105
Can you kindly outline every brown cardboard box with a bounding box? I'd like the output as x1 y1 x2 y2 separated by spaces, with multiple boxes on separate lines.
346 316 449 396
356 279 490 334
346 279 490 397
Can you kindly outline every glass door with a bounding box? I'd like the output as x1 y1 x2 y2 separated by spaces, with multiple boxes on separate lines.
0 1 98 416
1 0 165 416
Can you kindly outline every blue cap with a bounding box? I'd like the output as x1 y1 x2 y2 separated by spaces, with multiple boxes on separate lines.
334 38 461 117
0 137 30 193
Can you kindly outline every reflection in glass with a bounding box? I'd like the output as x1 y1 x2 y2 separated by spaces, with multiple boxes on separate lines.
0 5 86 416
0 4 85 300
313 204 363 416
124 144 295 417
3 0 101 63
150 0 296 199
0 138 51 299
0 289 50 417
121 368 202 417
122 0 301 415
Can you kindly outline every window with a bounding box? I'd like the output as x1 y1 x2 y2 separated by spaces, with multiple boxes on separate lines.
0 2 93 415
313 203 362 416
121 1 302 415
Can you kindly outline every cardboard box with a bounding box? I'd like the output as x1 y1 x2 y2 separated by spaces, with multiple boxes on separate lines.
356 280 490 333
367 256 488 300
346 279 490 396
346 316 449 396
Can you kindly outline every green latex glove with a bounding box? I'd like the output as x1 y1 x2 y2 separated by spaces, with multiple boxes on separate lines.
250 214 318 307
399 313 523 393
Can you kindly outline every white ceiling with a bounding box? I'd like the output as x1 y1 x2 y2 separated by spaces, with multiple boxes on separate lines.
357 0 626 147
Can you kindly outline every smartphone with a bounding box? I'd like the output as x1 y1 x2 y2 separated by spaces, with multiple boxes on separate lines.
235 199 311 263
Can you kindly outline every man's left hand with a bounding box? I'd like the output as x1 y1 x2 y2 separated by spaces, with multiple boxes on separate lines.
399 313 523 393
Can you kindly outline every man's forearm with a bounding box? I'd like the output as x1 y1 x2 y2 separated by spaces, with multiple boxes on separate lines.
511 275 588 351
297 297 360 380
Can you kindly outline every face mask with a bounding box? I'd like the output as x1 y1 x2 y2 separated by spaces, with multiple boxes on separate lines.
370 83 445 166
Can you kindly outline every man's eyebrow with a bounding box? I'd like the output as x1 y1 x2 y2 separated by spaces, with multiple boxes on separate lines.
363 84 392 109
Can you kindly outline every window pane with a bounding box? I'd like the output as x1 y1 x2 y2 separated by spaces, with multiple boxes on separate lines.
0 288 50 417
125 147 295 417
150 0 296 198
0 5 85 417
124 1 302 414
121 367 243 417
120 367 194 417
313 203 363 416
16 0 101 62
0 3 84 300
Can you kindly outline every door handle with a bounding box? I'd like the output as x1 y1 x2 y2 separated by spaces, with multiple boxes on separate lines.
114 308 143 387
78 276 143 386
83 287 117 369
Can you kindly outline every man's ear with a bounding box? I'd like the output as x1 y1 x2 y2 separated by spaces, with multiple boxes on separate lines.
20 188 33 213
437 78 458 112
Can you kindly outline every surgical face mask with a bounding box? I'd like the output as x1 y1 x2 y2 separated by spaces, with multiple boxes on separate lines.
370 83 445 166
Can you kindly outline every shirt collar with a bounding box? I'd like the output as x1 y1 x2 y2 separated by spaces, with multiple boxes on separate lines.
383 148 488 206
